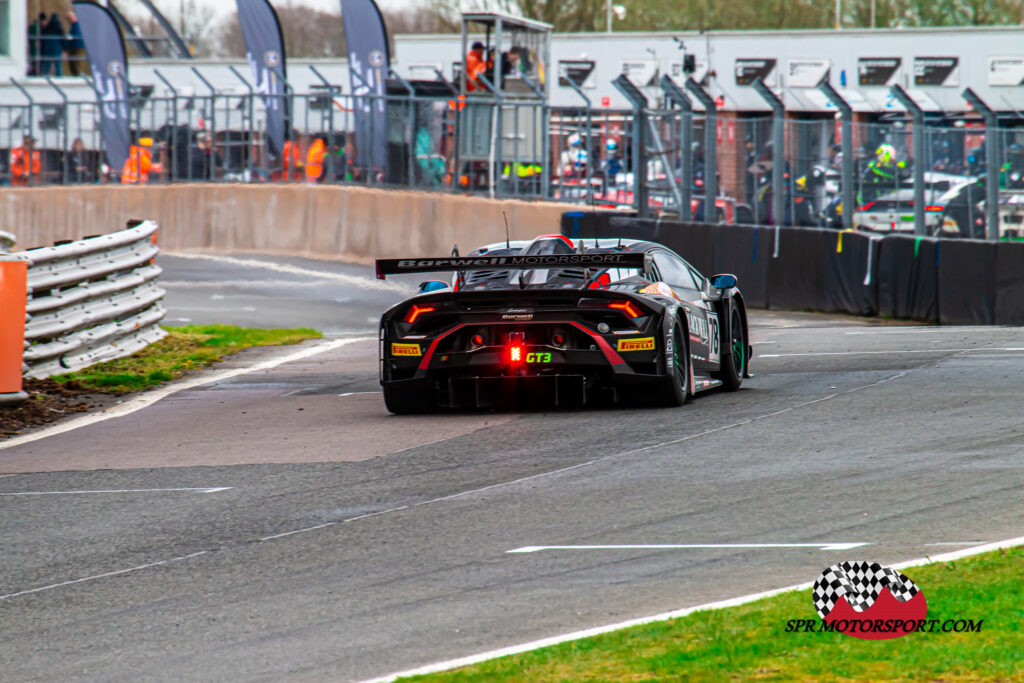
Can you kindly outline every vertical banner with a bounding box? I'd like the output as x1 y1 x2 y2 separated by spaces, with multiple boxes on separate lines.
73 2 131 172
236 0 288 159
340 0 390 173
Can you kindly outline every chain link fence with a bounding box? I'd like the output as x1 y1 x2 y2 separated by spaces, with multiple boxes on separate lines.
3 75 1023 239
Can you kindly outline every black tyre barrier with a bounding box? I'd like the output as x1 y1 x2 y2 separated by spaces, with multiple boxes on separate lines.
937 239 998 325
561 212 1022 325
823 230 880 317
767 227 830 312
996 241 1024 325
711 224 769 309
876 235 940 322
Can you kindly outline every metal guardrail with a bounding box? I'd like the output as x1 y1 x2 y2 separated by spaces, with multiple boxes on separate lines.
15 221 167 379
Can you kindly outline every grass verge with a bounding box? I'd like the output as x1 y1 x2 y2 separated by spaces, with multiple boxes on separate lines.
405 547 1024 682
54 324 322 393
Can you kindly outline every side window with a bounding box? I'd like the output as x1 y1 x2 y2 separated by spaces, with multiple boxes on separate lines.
653 251 700 291
687 265 705 290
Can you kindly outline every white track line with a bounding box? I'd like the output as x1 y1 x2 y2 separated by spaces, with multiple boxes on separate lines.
362 534 1024 683
0 487 231 496
760 347 1024 358
0 551 209 601
165 253 407 293
507 543 869 553
0 337 374 451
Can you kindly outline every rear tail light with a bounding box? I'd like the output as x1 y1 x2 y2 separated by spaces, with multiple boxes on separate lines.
858 202 876 211
609 300 643 318
404 304 435 323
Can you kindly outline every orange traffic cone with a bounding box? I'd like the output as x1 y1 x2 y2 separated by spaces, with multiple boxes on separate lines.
0 257 28 405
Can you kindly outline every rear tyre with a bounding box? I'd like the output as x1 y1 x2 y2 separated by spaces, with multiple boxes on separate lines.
715 306 746 391
382 384 433 414
662 325 689 407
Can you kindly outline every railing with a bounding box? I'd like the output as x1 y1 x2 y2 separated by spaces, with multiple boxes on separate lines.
3 71 1024 237
14 221 167 379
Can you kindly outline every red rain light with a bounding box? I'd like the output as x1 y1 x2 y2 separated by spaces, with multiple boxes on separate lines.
404 304 435 323
924 205 944 212
609 300 642 318
509 345 523 362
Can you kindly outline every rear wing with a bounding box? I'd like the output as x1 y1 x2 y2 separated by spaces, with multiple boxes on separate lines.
375 252 649 279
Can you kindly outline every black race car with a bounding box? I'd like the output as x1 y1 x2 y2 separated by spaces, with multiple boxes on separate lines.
375 235 751 413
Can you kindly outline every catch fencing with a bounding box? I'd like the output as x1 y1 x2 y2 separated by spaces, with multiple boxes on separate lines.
14 221 167 379
3 70 1024 239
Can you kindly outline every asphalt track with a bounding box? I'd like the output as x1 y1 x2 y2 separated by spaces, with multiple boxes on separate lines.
1 253 1022 682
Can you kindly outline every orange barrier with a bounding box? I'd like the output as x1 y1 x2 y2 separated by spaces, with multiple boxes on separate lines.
0 258 28 404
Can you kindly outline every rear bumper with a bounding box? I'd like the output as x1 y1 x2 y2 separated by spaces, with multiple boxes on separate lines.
384 370 666 409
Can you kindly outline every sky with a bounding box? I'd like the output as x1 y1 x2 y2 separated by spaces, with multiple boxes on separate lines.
168 0 413 19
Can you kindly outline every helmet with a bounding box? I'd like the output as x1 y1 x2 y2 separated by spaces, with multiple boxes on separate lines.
606 139 618 150
568 134 582 147
876 144 896 164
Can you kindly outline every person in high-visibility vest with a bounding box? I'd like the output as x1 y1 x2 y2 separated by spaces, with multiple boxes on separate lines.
10 135 41 186
305 137 326 184
281 135 304 181
121 137 160 184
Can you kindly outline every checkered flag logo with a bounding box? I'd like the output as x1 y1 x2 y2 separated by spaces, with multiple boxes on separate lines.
812 561 920 619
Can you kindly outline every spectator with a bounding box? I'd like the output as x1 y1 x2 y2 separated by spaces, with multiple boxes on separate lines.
28 13 45 76
343 136 362 181
41 14 65 77
64 11 87 77
466 41 486 92
66 138 93 183
189 133 222 181
11 135 42 186
122 137 159 184
305 137 327 184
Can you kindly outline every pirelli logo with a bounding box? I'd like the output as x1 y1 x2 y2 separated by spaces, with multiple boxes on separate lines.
617 337 655 352
391 343 422 357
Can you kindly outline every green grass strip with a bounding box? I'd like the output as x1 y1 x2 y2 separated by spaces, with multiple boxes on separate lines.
54 324 322 393
406 547 1024 682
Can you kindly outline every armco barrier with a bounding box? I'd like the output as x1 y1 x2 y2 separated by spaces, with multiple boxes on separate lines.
20 221 167 379
561 212 1024 324
0 257 29 404
0 185 566 265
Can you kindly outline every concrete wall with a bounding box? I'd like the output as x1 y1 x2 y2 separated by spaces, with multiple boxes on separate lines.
0 185 567 264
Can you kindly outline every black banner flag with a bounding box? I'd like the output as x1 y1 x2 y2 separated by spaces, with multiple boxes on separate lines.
236 0 288 159
340 0 390 174
73 1 131 172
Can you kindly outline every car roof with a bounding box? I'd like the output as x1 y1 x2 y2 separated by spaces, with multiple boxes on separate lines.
473 237 658 254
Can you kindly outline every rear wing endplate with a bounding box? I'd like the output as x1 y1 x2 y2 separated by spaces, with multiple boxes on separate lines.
375 252 649 279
